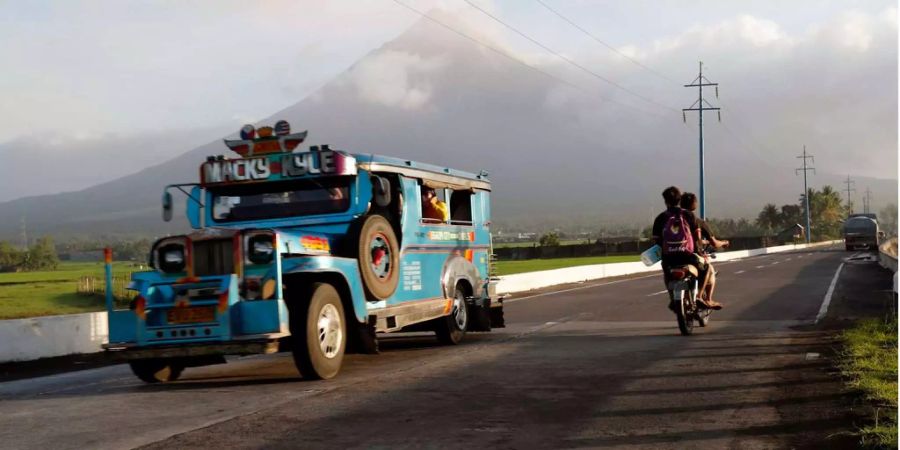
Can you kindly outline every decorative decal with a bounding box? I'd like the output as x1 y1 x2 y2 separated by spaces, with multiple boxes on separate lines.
401 260 422 291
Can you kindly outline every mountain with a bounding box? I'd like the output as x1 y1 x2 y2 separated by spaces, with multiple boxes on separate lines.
0 13 896 240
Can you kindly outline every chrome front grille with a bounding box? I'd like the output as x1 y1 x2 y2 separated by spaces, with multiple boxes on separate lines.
192 239 235 276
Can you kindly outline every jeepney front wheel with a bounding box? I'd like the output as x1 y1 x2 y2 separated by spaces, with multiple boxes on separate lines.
435 287 468 345
129 359 184 383
290 282 346 380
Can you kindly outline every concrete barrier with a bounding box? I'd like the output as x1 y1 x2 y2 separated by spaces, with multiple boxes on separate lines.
496 240 842 295
0 240 842 364
0 312 107 362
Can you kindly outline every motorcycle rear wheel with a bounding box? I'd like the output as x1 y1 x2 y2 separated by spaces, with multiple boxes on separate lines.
675 289 694 336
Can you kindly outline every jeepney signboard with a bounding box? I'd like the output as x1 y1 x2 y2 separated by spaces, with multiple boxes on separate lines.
201 150 357 186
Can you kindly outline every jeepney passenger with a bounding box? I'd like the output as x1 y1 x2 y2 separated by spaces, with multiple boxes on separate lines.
421 186 449 222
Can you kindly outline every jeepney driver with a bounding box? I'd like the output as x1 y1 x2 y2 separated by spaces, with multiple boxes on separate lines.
421 186 449 222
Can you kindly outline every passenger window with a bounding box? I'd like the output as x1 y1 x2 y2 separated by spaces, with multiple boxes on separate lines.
449 190 473 225
420 184 448 224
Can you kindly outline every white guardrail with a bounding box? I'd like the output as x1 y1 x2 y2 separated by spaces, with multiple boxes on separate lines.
0 240 842 363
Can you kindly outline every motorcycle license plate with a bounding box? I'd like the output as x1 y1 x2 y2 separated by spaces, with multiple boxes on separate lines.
167 306 215 324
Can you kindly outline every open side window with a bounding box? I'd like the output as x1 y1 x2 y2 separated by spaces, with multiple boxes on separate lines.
418 182 448 225
449 190 473 226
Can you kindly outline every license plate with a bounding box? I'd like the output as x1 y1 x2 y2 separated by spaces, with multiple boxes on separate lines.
167 306 215 324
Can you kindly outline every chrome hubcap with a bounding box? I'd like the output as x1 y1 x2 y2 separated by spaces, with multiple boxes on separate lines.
453 294 467 330
317 304 343 359
369 234 391 279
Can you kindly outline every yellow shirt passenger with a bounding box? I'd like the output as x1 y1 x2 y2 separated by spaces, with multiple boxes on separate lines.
421 187 449 222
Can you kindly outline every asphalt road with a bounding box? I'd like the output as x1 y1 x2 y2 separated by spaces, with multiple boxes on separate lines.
0 245 881 449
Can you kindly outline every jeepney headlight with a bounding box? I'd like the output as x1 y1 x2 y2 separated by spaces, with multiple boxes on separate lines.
247 234 275 265
157 243 186 273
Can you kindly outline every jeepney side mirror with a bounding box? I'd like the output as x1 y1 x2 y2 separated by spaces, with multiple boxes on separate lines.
162 191 173 222
186 186 203 229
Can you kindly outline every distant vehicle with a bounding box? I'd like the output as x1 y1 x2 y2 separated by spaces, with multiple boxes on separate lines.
843 214 884 251
103 121 502 383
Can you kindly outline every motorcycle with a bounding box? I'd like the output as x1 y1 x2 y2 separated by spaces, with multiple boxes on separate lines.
666 247 715 336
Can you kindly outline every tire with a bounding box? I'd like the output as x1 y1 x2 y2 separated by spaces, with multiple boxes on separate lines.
129 359 184 383
436 287 468 345
845 244 852 251
290 283 346 380
674 288 694 336
356 215 400 300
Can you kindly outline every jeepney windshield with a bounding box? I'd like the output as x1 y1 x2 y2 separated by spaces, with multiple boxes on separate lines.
210 178 351 222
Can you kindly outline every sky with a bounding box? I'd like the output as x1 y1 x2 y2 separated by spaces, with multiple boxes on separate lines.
0 0 896 202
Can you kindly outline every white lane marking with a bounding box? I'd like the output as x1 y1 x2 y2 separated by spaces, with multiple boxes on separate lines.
734 270 746 275
785 257 792 261
504 273 659 304
646 290 668 297
815 262 845 324
771 261 780 265
755 265 766 269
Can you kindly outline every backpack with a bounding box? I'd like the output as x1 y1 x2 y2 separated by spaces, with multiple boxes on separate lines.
661 209 695 254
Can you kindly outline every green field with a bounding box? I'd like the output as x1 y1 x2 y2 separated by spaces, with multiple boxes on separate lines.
494 239 593 249
495 255 640 275
840 317 898 448
0 256 638 318
0 261 138 320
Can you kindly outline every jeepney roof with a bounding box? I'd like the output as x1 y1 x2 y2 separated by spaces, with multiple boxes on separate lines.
354 153 491 191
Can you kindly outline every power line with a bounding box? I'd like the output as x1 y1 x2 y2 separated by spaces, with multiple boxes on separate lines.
843 175 856 214
532 0 681 86
460 0 679 114
390 0 668 118
682 61 720 219
796 146 815 244
863 186 872 214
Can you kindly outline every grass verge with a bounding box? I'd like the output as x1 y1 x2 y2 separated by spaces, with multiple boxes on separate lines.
839 316 898 449
495 255 640 275
0 261 138 320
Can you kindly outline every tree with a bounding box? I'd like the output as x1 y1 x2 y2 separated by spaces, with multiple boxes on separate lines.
779 204 803 229
0 241 24 272
539 232 560 247
803 186 845 240
22 237 59 271
755 204 781 233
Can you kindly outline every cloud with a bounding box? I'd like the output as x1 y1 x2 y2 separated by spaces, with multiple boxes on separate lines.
347 50 449 110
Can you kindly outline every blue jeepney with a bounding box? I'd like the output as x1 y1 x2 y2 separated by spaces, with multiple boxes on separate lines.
104 121 502 382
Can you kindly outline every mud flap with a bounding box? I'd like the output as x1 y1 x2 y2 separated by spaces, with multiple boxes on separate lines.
490 300 505 328
347 315 379 354
466 297 493 332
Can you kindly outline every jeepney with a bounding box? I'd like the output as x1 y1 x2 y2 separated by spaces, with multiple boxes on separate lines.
104 121 502 382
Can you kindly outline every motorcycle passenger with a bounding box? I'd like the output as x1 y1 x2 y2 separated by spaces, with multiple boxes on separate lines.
680 192 728 309
651 186 721 311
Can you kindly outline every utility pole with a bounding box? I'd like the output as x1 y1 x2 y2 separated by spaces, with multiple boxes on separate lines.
863 187 872 214
843 175 856 214
796 146 815 244
683 61 721 219
20 216 28 250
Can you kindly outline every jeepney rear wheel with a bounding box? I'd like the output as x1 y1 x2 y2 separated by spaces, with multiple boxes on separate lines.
435 287 468 345
356 214 400 300
290 282 346 380
129 359 184 383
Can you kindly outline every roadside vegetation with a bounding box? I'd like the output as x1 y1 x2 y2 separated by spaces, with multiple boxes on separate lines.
495 255 640 275
0 261 135 319
839 316 898 449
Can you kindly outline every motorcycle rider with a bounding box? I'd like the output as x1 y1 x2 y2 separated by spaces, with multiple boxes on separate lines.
651 186 722 311
680 192 729 309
